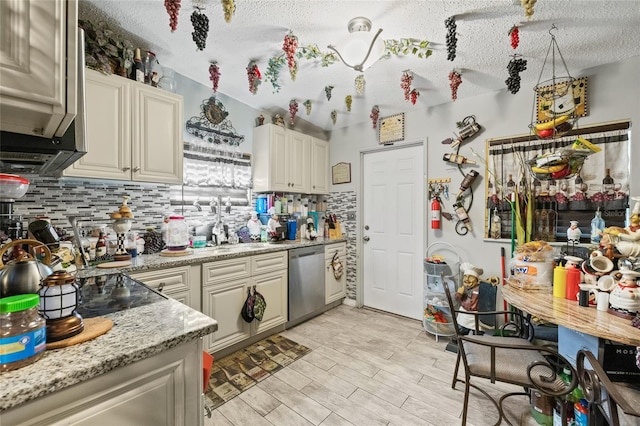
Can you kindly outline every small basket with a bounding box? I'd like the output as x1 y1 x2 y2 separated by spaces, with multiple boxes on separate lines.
527 148 592 181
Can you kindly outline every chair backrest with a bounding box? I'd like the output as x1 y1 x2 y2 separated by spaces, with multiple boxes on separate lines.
577 349 640 425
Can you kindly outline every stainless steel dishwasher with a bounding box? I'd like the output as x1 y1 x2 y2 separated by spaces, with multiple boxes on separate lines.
287 245 325 327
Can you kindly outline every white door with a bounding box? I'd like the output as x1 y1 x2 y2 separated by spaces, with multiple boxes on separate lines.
362 145 424 319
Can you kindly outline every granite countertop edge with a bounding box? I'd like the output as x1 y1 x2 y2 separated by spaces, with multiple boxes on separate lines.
0 299 218 412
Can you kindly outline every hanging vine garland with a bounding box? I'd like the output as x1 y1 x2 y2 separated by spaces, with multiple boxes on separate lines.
265 56 285 93
325 85 334 101
289 99 299 125
449 70 462 101
246 61 261 94
283 32 299 81
330 110 337 125
345 95 352 112
370 105 380 129
221 0 235 23
401 72 413 101
409 89 420 105
355 75 365 95
209 62 220 93
303 99 312 115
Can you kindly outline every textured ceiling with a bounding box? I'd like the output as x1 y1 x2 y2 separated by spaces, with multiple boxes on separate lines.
79 0 640 132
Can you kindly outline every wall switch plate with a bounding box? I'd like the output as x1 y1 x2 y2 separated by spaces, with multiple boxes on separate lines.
347 211 356 220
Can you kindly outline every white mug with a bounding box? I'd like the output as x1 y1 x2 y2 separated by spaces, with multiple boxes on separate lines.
596 292 610 311
590 255 614 274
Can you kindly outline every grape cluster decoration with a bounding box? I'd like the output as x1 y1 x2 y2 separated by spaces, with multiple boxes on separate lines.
509 25 520 49
505 56 527 94
345 95 352 112
370 105 380 129
209 62 220 93
355 75 365 95
303 100 312 116
445 16 457 61
409 89 420 105
190 9 209 51
164 0 181 32
283 32 299 81
325 85 334 101
521 0 536 18
221 0 235 23
448 70 462 101
246 61 261 94
330 110 337 125
289 99 299 125
401 72 413 101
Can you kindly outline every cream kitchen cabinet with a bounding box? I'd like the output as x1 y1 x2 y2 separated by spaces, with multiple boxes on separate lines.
310 137 330 194
129 265 201 312
2 339 204 426
64 69 183 183
325 242 347 304
202 251 287 353
252 124 312 193
0 0 78 138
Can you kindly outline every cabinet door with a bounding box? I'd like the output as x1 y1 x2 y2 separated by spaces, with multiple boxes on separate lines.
310 138 330 194
325 243 347 304
287 131 310 193
64 69 132 180
129 265 201 312
132 85 183 184
252 269 288 334
0 0 76 138
202 279 252 353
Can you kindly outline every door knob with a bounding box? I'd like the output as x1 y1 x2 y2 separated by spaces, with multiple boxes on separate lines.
363 235 370 242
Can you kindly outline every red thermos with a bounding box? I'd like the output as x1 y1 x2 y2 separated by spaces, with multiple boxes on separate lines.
565 265 581 301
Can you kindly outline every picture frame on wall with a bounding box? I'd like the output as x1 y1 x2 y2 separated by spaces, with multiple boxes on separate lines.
332 162 351 185
535 76 588 124
378 113 405 144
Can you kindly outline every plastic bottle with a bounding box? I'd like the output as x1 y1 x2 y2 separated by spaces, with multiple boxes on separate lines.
0 294 46 372
566 265 581 301
553 368 576 425
553 263 567 298
574 399 589 426
590 209 605 244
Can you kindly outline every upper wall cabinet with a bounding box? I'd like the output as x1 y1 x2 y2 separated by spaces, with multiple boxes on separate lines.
64 69 184 184
253 124 329 194
0 0 78 138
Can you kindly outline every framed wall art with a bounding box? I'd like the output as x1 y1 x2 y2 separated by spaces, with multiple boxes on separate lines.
332 162 351 184
535 76 588 123
378 113 405 144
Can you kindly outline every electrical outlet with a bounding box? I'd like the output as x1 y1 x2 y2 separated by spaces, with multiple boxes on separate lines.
347 211 356 221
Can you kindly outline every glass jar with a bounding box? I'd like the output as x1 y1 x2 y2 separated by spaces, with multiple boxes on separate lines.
158 67 177 93
166 215 188 250
0 294 46 372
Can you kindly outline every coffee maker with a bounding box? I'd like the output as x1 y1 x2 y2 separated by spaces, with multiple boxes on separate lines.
0 174 29 243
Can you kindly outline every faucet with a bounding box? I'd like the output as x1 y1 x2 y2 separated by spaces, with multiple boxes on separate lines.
211 196 227 245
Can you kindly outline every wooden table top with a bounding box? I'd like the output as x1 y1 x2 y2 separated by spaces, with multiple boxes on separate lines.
501 284 640 347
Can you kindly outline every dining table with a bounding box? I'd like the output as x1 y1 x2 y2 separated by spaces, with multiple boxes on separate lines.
501 284 640 347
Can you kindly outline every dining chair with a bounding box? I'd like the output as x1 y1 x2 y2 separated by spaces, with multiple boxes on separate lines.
442 274 578 425
576 349 640 426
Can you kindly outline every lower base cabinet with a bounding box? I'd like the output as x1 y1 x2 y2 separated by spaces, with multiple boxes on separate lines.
129 265 201 312
202 252 287 354
325 242 347 304
2 339 204 426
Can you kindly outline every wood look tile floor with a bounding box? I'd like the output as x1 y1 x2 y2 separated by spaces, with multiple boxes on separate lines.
204 305 552 426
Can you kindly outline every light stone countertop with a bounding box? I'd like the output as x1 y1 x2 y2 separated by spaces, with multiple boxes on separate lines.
0 238 345 412
0 298 218 411
78 237 347 278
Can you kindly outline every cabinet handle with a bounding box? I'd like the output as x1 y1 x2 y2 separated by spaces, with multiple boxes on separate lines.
133 166 141 172
122 166 131 171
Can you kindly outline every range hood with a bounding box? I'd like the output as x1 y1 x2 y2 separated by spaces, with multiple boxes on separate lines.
0 29 87 177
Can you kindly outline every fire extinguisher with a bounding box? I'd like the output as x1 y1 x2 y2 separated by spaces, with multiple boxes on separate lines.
431 197 441 229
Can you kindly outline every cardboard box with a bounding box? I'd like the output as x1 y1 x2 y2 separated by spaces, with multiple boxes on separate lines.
558 326 639 383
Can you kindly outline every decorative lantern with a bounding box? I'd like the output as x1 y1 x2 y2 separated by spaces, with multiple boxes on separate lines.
38 270 84 342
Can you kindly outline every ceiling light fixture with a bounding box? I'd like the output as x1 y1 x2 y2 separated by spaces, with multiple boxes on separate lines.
328 17 385 72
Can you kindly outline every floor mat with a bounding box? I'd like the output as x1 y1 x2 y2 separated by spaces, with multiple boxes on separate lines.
204 334 311 410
